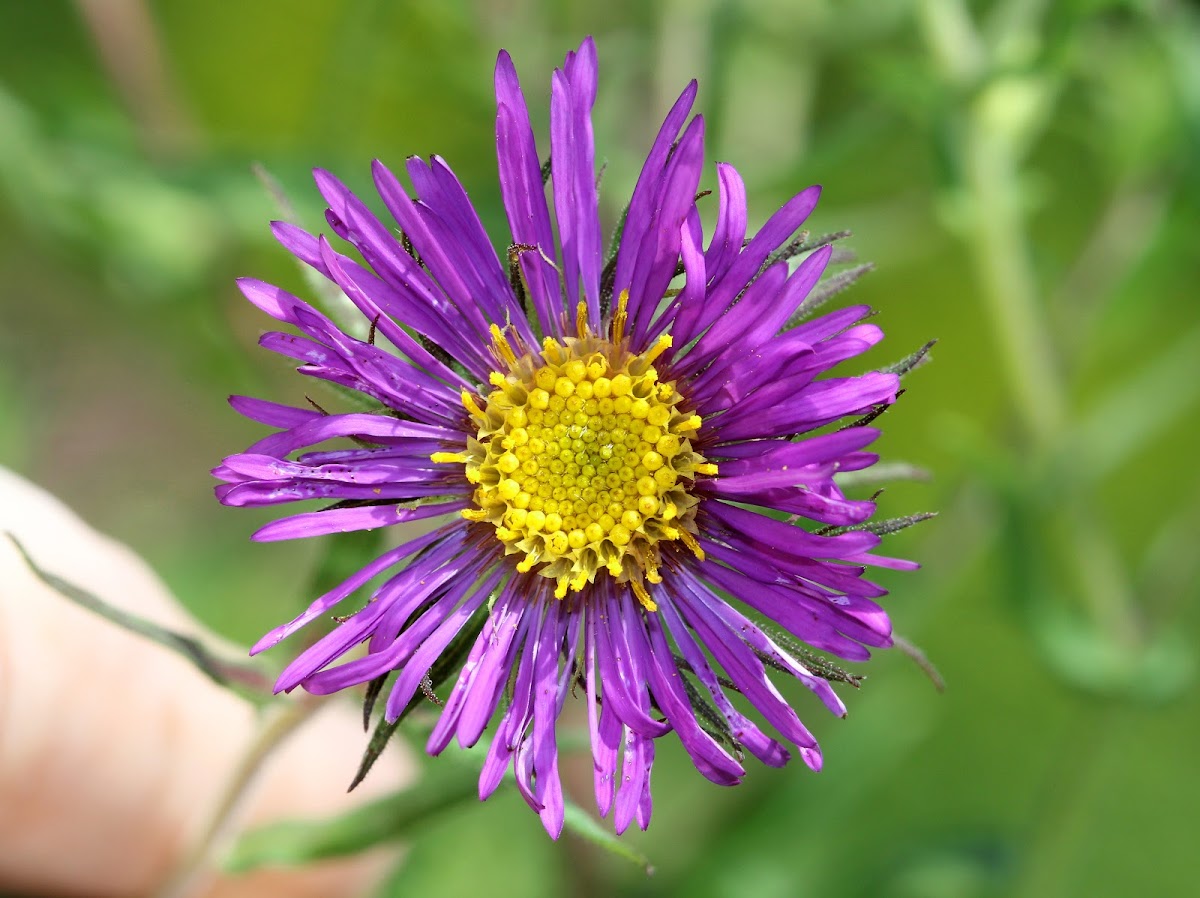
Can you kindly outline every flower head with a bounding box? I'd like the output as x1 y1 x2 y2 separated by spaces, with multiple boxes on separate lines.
215 37 917 837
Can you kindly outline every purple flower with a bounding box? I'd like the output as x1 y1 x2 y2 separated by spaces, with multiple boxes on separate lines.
215 37 917 838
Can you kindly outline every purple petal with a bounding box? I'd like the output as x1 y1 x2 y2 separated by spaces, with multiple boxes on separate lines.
672 185 822 359
703 163 748 286
586 609 621 816
685 244 833 371
670 573 824 761
274 218 482 381
245 411 459 459
696 543 891 657
789 303 873 344
848 553 922 571
379 567 499 719
648 207 705 345
414 158 532 331
478 714 516 800
613 729 650 835
642 610 745 785
316 237 475 400
251 498 468 542
709 372 899 444
531 600 567 838
428 587 525 753
364 163 495 354
309 168 482 357
597 589 671 737
549 37 602 322
714 427 881 477
612 80 698 308
635 743 655 831
221 477 458 508
250 524 453 655
680 575 849 718
692 324 886 417
302 557 491 695
705 498 881 559
228 395 321 429
656 595 791 767
271 599 393 694
494 51 561 337
626 114 706 347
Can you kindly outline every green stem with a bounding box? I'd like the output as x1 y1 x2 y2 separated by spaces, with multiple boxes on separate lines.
963 125 1147 648
928 0 1146 651
961 118 1066 448
153 696 326 898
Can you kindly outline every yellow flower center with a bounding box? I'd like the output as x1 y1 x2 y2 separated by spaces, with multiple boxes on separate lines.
431 295 715 611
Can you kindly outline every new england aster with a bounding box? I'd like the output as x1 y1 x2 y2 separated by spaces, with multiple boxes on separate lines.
215 37 918 837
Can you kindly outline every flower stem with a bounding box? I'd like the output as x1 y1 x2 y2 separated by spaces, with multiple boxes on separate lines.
961 118 1066 449
923 0 1146 654
153 695 326 898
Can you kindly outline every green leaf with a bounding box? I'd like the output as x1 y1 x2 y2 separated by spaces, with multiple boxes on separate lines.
225 755 481 872
1028 599 1195 704
753 624 863 689
880 339 938 378
790 262 875 324
765 228 852 272
362 673 390 731
562 800 655 876
6 533 272 697
818 512 938 537
349 713 402 793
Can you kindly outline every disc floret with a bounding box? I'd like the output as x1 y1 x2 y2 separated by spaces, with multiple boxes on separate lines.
433 296 715 609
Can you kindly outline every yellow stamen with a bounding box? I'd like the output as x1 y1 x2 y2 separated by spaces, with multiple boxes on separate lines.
611 290 629 346
430 451 468 464
544 337 570 367
679 527 705 561
489 324 517 366
645 555 663 584
461 390 487 420
632 334 673 373
576 301 589 339
631 579 658 612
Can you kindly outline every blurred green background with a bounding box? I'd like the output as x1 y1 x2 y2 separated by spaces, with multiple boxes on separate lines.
1 0 1198 896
